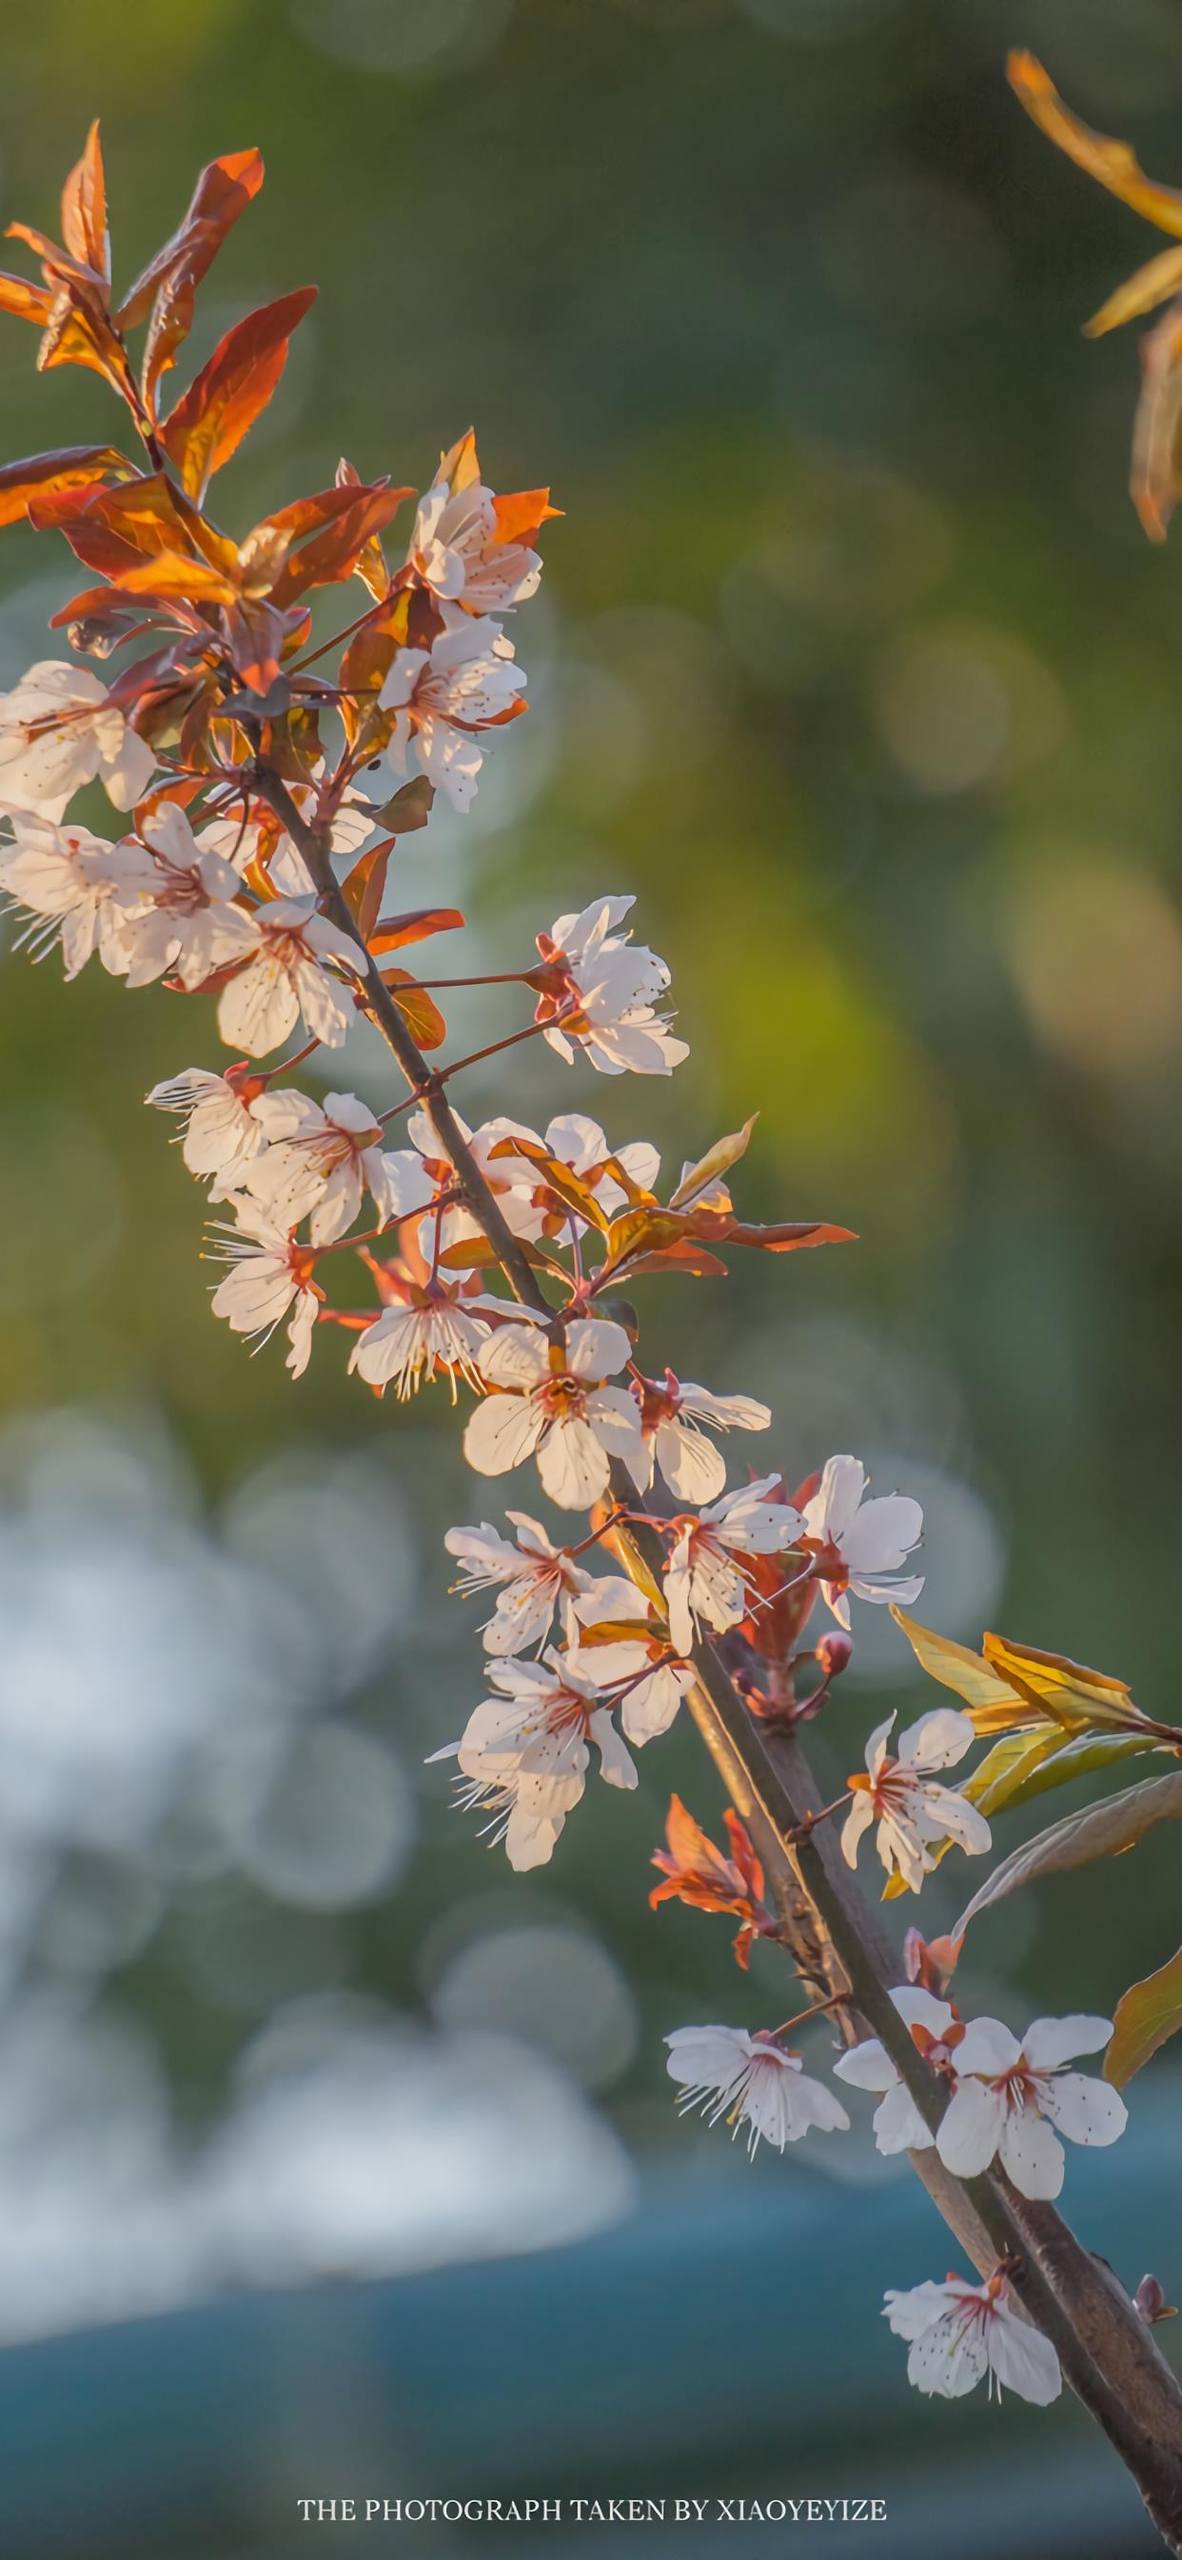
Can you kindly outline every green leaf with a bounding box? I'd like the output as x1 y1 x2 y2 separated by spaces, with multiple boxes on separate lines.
953 1769 1182 1939
1107 1946 1182 2087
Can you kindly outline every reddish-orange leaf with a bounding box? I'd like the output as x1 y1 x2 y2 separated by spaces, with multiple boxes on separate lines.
0 443 131 531
114 550 239 603
493 487 562 544
268 483 412 607
161 287 318 501
0 270 53 325
618 1242 729 1280
342 839 394 939
486 1133 611 1233
123 150 267 407
336 453 390 600
722 1218 857 1253
59 122 109 283
368 906 464 954
378 967 447 1049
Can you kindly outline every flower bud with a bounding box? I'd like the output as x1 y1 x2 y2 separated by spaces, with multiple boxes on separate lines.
815 1629 853 1680
1134 2273 1178 2324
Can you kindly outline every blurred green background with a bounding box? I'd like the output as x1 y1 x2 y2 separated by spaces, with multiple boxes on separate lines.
1 0 1181 2551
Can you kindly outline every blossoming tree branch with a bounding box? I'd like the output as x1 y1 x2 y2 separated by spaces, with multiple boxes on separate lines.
3 97 1182 2545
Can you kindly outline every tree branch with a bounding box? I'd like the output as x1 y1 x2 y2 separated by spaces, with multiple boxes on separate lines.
256 760 1182 2555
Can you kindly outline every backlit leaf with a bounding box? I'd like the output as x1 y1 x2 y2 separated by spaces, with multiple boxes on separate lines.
119 149 266 404
0 443 131 530
1107 1946 1182 2087
953 1769 1182 1938
1008 53 1182 240
161 287 317 501
59 122 109 282
669 1116 758 1209
378 966 447 1050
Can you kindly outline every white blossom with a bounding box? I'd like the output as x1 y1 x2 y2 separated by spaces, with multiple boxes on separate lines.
146 1065 268 1185
237 1088 412 1245
409 470 542 615
0 659 155 817
349 1293 490 1402
801 1454 924 1629
841 1710 990 1894
833 1985 958 2155
884 2275 1061 2405
936 2015 1127 2200
535 895 688 1076
216 896 362 1056
663 1475 803 1654
431 1648 636 1871
379 618 526 813
633 1370 772 1504
569 1575 694 1744
0 812 137 977
665 2025 850 2156
207 1203 321 1377
444 1512 594 1656
109 804 258 991
463 1314 646 1511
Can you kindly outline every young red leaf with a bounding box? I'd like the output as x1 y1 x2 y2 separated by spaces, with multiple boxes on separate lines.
367 907 465 955
0 443 132 531
493 487 562 544
161 287 318 502
720 1218 857 1253
59 122 109 283
377 967 447 1049
0 270 53 325
342 840 394 939
120 149 266 407
268 482 412 606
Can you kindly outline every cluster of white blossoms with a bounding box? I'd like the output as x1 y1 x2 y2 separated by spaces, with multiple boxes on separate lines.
437 1451 933 1872
663 1983 1129 2406
833 1988 1127 2200
0 404 1130 2445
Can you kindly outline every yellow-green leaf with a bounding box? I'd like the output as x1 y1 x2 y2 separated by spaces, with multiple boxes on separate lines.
669 1115 757 1211
1107 1946 1182 2087
889 1609 1033 1731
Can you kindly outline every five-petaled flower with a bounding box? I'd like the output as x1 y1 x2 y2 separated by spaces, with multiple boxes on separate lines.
0 658 155 818
111 803 258 991
665 2024 850 2156
841 1709 990 1893
348 1258 491 1402
147 1064 268 1186
463 1313 646 1510
936 2014 1127 2200
236 1087 411 1245
379 618 526 813
407 433 545 615
0 811 137 977
631 1368 772 1504
800 1454 924 1629
208 1202 322 1377
216 895 363 1056
884 2272 1061 2406
833 1984 961 2154
663 1475 804 1653
570 1574 694 1743
432 1647 636 1870
532 895 689 1076
444 1511 594 1656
